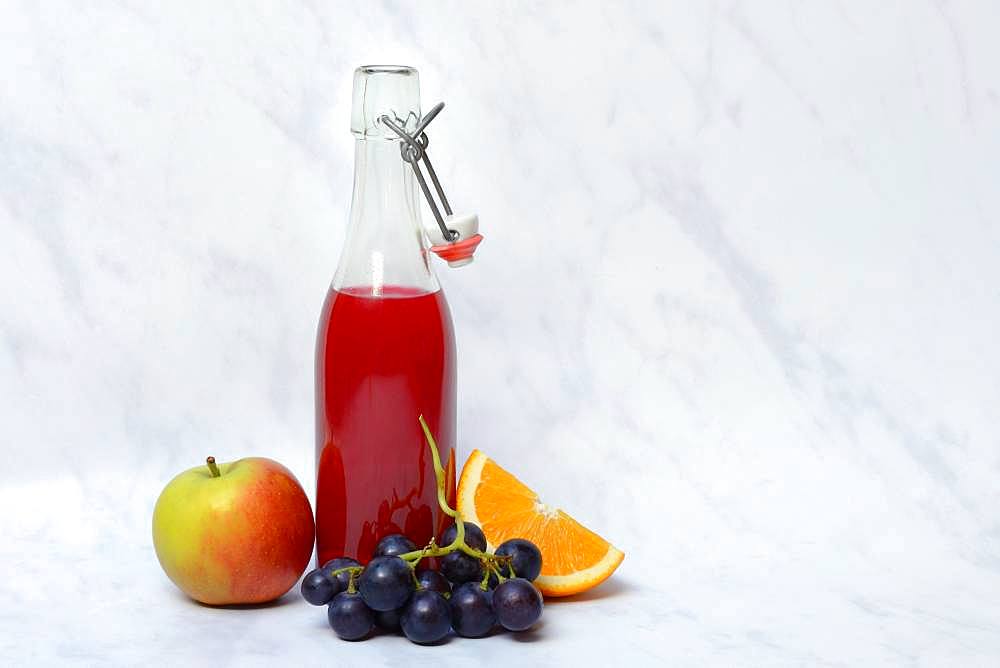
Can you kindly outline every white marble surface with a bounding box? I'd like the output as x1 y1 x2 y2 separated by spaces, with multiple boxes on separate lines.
2 1 1000 665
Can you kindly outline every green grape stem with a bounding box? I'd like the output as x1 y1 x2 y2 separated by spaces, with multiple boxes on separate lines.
419 415 458 519
395 416 507 576
328 565 364 594
324 418 520 588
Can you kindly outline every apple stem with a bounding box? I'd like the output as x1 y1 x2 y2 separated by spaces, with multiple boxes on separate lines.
206 456 221 478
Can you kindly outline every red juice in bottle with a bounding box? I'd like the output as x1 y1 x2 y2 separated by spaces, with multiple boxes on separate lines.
315 286 456 563
315 66 457 564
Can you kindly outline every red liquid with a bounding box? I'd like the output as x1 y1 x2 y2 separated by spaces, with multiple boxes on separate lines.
315 285 456 564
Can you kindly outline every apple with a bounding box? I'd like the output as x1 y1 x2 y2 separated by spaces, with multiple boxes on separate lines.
152 456 315 605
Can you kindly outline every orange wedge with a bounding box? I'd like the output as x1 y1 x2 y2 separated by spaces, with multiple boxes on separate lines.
457 449 624 597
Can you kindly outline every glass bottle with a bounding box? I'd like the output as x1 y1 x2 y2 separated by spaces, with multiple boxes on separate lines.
315 66 457 564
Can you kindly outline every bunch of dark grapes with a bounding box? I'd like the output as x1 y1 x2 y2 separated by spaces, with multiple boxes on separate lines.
300 526 544 644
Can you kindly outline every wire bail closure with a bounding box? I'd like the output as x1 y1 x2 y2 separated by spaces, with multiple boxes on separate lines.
379 103 483 268
380 103 461 242
381 103 482 267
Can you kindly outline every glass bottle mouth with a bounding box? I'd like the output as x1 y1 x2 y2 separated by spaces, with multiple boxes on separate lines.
358 64 414 75
351 65 421 139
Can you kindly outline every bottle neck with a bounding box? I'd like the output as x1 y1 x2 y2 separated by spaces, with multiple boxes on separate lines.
332 139 439 296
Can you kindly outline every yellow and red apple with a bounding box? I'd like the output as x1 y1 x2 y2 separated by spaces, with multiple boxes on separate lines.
152 456 314 605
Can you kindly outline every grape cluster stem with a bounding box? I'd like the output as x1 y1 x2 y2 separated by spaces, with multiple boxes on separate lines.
327 416 514 591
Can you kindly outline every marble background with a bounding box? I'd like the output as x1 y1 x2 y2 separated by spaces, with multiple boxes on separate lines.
2 1 999 665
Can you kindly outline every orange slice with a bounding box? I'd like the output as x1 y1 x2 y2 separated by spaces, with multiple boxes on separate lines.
457 449 624 597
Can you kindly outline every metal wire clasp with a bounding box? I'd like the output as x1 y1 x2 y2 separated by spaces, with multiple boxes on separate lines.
380 102 460 243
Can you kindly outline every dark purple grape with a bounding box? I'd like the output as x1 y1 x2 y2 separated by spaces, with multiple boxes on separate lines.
374 607 402 632
374 533 417 558
416 569 452 596
493 578 543 632
321 556 361 591
439 522 487 551
301 568 340 605
400 590 452 644
440 551 483 584
450 582 497 638
495 538 543 581
358 556 414 611
327 591 374 641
